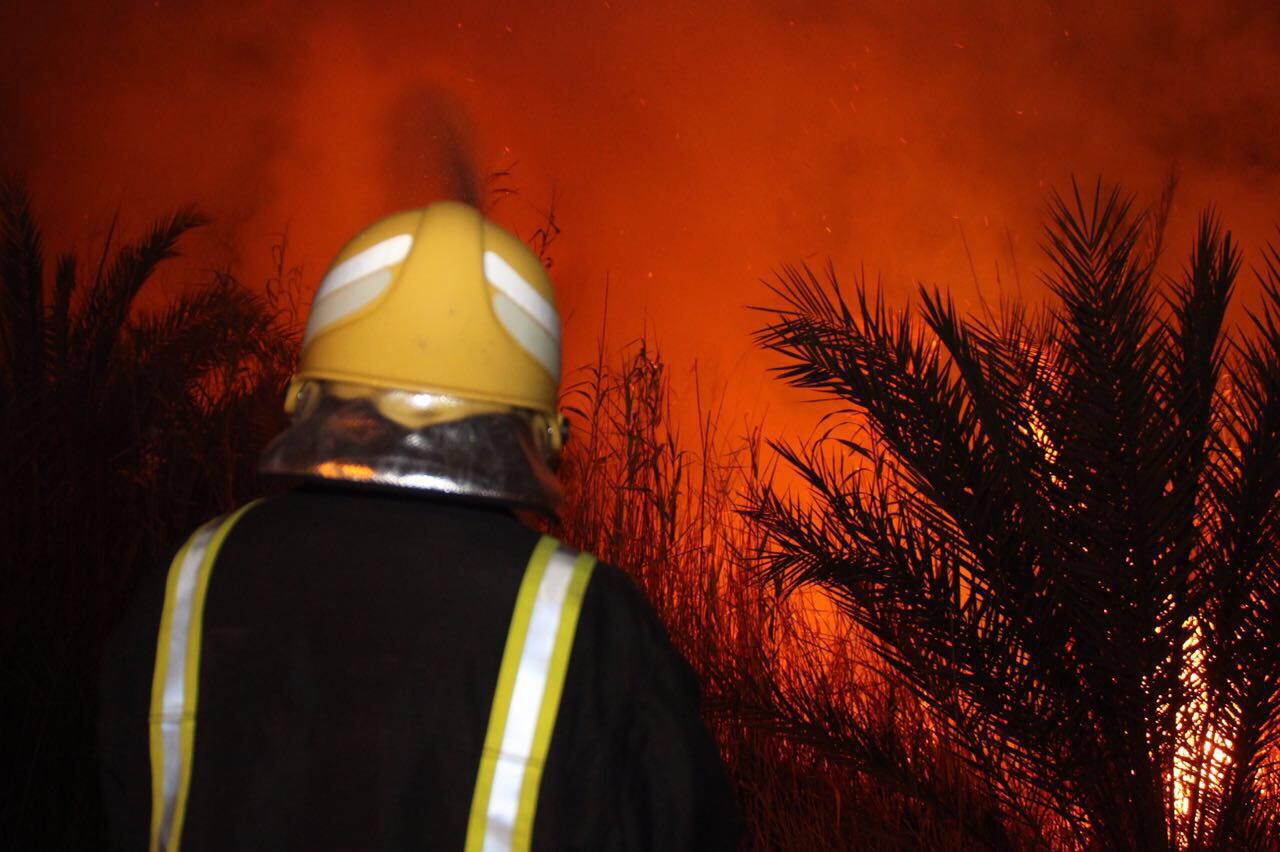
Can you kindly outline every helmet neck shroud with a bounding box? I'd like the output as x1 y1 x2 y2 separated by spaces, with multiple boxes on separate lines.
259 383 563 515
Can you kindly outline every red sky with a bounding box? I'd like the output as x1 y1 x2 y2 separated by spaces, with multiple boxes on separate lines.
5 0 1280 433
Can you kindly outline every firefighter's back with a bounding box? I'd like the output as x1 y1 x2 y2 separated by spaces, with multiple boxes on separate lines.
100 486 739 851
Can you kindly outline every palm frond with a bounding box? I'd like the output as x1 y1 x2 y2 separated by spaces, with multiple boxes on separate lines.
0 179 46 397
66 206 207 389
752 180 1280 847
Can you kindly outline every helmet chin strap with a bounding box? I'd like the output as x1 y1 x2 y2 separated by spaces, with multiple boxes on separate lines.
534 411 569 455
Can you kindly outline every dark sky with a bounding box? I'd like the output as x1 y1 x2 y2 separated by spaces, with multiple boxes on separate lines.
4 0 1280 423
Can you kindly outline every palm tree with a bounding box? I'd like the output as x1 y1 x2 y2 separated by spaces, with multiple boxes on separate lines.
0 179 296 849
749 181 1280 849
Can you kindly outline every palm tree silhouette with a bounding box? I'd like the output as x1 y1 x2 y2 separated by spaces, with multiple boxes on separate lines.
751 182 1280 849
0 180 295 848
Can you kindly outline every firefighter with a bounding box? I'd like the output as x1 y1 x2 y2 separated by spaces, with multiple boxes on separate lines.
99 202 740 851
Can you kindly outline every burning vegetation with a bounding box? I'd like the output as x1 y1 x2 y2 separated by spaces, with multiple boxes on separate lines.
4 177 1280 850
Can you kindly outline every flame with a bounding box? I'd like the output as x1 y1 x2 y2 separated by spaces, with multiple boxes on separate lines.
1172 618 1233 833
1020 358 1234 832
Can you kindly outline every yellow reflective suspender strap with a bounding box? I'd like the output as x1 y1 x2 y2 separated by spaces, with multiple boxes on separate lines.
147 500 260 852
464 535 597 852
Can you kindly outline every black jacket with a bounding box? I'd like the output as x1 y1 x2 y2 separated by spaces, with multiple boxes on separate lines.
98 485 739 850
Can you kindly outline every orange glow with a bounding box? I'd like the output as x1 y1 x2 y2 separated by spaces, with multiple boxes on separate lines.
314 461 376 482
5 2 1280 441
8 8 1279 844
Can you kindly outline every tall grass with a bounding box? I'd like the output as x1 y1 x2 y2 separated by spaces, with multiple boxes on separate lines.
552 331 1040 849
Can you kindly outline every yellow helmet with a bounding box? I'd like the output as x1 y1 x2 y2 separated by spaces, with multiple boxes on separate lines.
259 201 567 513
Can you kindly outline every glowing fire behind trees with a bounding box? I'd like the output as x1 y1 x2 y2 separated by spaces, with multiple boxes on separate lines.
749 182 1280 847
2 157 1280 844
1027 370 1238 838
5 162 1280 847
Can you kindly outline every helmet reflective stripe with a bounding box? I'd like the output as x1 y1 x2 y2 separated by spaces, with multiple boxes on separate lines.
465 537 596 852
148 502 260 852
484 250 561 382
483 251 559 339
491 294 560 382
315 233 414 302
303 234 414 344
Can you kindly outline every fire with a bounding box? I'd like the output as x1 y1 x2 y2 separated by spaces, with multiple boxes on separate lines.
1172 618 1233 831
1019 359 1235 833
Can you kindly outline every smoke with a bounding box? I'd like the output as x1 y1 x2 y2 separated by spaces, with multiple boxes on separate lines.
0 1 307 265
4 0 1280 410
382 85 481 210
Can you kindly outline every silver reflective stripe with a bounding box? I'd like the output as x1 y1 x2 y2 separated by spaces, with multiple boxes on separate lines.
150 501 259 852
482 250 560 339
155 520 218 851
482 544 580 852
313 234 413 302
302 233 414 344
491 292 560 381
